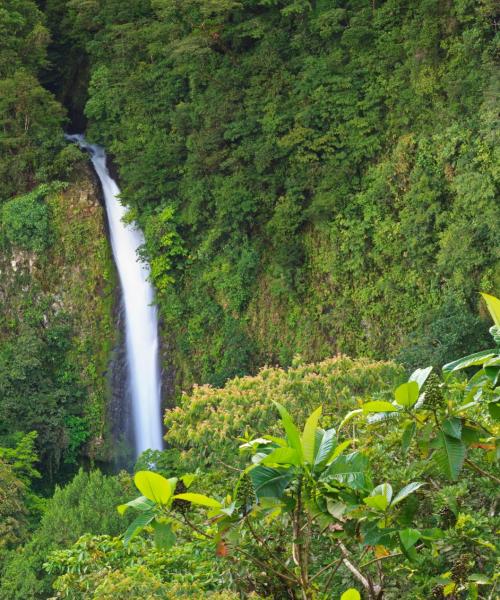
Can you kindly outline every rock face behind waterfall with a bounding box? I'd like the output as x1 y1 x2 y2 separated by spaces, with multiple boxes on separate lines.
0 160 123 465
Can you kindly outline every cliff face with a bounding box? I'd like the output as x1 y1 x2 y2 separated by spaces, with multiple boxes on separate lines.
0 162 124 471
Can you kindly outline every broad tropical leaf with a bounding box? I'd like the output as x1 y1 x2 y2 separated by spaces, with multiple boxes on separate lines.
153 521 176 549
443 349 497 375
401 421 416 454
399 528 420 550
261 447 300 466
338 409 362 430
314 428 337 467
273 401 303 460
409 366 433 390
341 590 361 600
362 400 398 413
394 381 419 408
302 405 322 463
442 417 462 440
328 439 352 463
434 433 466 480
481 292 500 327
391 482 424 506
117 495 154 515
173 493 222 508
321 452 369 490
364 483 392 511
367 410 402 424
250 465 294 499
123 510 155 545
134 471 175 505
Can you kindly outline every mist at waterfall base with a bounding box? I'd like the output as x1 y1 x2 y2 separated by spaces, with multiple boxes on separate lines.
67 134 163 456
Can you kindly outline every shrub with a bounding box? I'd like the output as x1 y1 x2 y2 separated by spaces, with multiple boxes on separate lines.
2 184 60 252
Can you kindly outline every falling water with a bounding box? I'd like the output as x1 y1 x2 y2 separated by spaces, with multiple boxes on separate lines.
67 134 163 455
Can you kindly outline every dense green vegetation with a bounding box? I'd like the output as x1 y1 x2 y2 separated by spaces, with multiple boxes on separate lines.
37 300 500 598
0 0 498 598
48 0 499 388
0 0 117 480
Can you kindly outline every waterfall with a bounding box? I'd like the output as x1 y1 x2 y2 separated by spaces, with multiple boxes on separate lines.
67 134 163 456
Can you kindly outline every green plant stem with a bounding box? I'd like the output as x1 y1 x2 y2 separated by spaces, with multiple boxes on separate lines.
464 459 500 485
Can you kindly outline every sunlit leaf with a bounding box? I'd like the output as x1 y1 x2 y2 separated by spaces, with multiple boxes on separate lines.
409 366 432 390
391 482 424 506
302 405 322 463
117 495 154 515
261 447 300 466
394 381 419 408
362 401 398 413
341 589 361 600
443 349 497 375
314 428 337 467
173 493 222 508
273 401 303 460
134 471 174 505
481 292 500 327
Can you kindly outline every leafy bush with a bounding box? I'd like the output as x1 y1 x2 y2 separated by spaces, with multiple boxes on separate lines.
2 185 58 252
0 469 133 600
163 356 403 478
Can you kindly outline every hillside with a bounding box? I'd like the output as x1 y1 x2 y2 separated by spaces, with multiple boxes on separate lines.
48 0 499 389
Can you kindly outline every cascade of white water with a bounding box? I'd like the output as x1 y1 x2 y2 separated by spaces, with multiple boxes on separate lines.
67 134 163 456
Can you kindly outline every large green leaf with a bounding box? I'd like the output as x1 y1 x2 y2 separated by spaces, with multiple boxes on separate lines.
443 349 497 375
362 400 398 413
273 401 303 460
134 471 175 505
338 409 362 430
488 401 500 421
123 510 155 545
153 521 176 549
364 483 392 511
173 493 222 508
341 590 361 600
399 528 420 551
391 482 424 506
434 433 466 480
321 452 369 490
302 405 322 464
409 366 433 390
250 465 294 499
328 440 352 463
314 428 337 467
261 447 300 466
401 421 416 455
117 495 154 515
442 417 462 440
481 292 500 327
394 381 419 408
